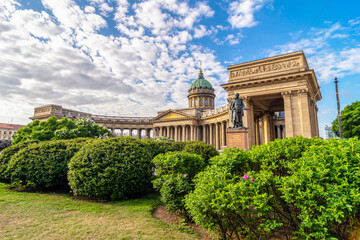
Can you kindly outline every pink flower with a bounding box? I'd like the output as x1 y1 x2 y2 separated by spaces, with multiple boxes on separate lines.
251 178 254 181
242 174 249 180
184 174 187 177
163 182 165 185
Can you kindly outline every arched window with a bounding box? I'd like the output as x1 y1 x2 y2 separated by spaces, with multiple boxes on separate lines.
200 99 203 105
195 99 198 106
209 99 212 106
205 99 208 105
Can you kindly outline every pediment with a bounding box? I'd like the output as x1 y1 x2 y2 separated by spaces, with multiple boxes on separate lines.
162 113 187 119
152 110 197 122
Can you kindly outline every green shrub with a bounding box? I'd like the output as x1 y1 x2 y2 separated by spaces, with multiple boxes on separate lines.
183 141 219 163
152 151 206 214
141 139 177 158
281 138 360 239
6 138 91 190
185 137 342 240
0 140 38 183
68 137 153 200
185 148 268 239
140 139 187 158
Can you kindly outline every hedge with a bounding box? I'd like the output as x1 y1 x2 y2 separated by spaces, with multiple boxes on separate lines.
68 137 153 200
0 140 39 183
6 138 92 190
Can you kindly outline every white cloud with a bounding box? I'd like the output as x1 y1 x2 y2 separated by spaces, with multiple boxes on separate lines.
224 33 243 45
0 0 227 125
228 0 271 29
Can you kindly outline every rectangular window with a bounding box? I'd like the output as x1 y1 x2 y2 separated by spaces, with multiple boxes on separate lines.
200 99 203 105
209 99 212 106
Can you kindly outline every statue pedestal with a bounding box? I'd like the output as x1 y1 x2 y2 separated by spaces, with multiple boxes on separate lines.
226 129 249 150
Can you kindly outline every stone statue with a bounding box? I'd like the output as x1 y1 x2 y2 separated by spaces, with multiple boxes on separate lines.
230 93 248 129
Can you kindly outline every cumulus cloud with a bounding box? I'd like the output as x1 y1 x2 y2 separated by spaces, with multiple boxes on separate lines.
228 0 272 29
0 0 228 124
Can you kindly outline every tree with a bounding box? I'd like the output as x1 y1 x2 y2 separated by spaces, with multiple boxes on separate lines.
12 116 110 144
332 101 360 138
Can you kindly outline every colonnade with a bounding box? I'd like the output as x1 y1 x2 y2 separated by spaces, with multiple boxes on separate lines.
154 120 228 149
109 127 153 139
253 114 286 145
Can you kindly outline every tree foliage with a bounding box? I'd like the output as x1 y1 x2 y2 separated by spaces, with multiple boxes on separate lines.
332 100 360 138
12 116 110 144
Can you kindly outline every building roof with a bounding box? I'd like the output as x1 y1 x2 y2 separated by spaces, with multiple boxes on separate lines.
0 123 25 130
190 70 213 90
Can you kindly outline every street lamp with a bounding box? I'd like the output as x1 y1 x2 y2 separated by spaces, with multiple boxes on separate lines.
334 77 343 139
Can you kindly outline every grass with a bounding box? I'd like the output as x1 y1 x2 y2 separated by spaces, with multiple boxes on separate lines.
0 183 198 240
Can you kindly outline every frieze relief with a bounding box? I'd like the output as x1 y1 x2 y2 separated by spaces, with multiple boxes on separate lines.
230 59 301 79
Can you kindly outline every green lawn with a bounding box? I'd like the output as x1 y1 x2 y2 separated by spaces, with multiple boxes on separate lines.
0 183 198 240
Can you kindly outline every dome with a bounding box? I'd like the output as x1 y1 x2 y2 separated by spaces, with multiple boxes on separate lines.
190 71 213 90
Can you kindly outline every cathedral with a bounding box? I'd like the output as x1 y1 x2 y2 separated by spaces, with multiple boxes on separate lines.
31 51 321 149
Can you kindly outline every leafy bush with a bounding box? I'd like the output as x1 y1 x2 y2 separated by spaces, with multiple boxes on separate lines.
13 116 110 144
141 139 180 158
0 139 11 152
6 138 92 190
281 138 360 239
68 137 153 200
152 151 206 214
183 141 219 163
0 140 38 183
185 136 356 240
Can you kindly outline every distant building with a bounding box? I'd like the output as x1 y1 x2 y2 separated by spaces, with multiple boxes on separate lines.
0 123 25 140
325 125 338 139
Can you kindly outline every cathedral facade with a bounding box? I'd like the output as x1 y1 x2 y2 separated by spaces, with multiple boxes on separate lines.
31 51 321 149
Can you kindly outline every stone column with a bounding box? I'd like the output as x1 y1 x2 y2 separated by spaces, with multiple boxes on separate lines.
174 126 178 141
190 125 194 141
255 118 260 145
120 129 123 137
282 91 294 138
137 129 141 139
298 89 312 137
182 125 186 141
209 124 213 146
202 125 206 143
243 96 255 147
166 126 170 138
129 129 133 137
261 112 272 144
221 121 225 147
215 123 219 149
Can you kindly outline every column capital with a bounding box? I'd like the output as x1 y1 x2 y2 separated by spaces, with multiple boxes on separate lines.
281 91 292 97
298 88 309 96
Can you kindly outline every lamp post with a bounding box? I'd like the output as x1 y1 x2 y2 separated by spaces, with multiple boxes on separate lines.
334 77 343 139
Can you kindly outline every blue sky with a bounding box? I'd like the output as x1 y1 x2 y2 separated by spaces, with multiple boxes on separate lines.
1 0 359 137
